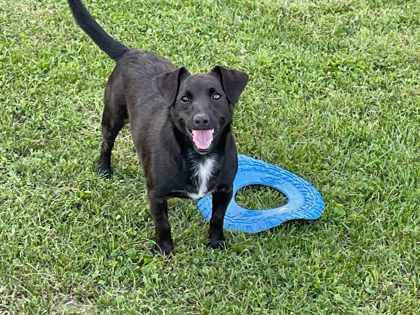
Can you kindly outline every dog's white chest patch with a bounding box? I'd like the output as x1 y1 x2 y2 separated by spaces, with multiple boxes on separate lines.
187 157 216 200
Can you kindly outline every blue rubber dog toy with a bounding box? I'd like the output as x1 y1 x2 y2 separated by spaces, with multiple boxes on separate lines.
197 155 325 233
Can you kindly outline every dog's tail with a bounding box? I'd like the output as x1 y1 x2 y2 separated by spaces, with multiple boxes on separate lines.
68 0 128 61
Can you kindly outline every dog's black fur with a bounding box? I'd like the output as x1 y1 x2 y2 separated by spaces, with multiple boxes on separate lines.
68 0 248 255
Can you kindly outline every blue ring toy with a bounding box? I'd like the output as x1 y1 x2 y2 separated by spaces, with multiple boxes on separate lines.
197 155 325 233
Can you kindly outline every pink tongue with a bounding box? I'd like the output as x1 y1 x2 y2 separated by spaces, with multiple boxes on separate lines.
192 129 214 150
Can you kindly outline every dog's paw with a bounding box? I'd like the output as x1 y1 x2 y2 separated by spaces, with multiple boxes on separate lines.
153 240 174 256
96 163 113 178
208 237 226 250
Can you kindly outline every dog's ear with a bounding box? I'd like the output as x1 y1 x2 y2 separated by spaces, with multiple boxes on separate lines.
157 67 190 105
210 66 248 105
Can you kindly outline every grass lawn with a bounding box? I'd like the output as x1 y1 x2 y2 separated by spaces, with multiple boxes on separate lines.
1 0 418 313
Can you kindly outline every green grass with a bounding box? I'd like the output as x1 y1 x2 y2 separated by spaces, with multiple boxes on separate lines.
1 0 419 313
235 185 288 209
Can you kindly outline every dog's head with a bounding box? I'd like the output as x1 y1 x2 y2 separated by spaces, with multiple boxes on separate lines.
158 66 248 154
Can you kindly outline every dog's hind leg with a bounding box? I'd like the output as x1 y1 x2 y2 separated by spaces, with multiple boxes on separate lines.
97 75 127 177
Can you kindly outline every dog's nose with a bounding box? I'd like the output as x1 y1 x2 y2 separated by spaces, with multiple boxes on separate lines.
193 113 210 129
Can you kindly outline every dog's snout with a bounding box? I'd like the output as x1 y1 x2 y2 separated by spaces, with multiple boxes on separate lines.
193 113 210 129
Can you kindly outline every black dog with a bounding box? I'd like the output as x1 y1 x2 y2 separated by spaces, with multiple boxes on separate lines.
68 0 248 255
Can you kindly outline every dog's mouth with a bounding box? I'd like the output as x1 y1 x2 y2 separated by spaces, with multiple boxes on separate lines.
187 129 214 152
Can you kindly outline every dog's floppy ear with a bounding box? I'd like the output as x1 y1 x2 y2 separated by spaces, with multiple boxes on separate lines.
210 65 248 105
157 67 190 105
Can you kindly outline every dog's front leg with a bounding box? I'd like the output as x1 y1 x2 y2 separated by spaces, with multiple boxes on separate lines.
149 193 173 255
208 188 232 249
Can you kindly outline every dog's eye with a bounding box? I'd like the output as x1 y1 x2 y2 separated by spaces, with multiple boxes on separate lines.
180 96 191 103
212 93 222 100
